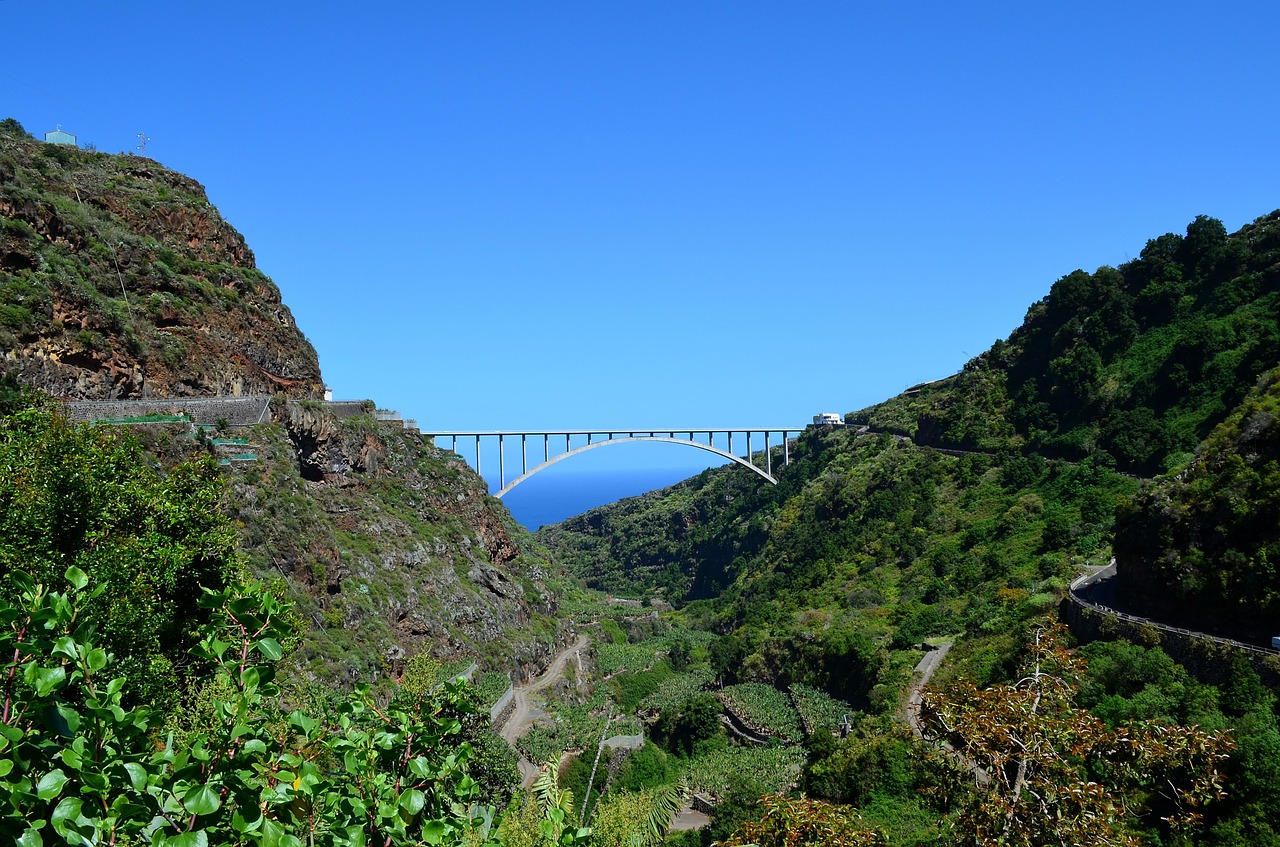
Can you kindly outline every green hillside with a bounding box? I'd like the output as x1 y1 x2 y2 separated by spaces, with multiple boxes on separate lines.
1115 366 1280 640
538 212 1280 845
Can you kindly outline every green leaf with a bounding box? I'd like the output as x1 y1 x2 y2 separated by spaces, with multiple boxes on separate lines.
255 638 284 660
288 710 318 735
123 762 148 791
422 819 449 844
0 759 11 776
16 828 43 847
181 783 222 816
51 636 79 662
261 819 286 847
27 665 66 698
36 768 67 800
65 566 89 591
55 702 81 733
163 832 209 847
50 796 83 839
85 648 108 673
61 746 83 770
399 788 426 815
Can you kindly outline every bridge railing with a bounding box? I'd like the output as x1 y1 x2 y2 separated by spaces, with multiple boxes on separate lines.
421 428 805 496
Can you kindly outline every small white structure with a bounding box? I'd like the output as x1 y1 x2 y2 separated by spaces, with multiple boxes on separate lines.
44 126 77 146
323 386 333 401
812 412 843 426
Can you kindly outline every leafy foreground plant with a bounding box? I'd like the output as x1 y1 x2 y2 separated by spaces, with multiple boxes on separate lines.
0 567 497 846
917 623 1234 847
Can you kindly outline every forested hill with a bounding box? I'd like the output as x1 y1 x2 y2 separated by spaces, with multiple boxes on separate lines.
859 212 1280 476
538 211 1280 679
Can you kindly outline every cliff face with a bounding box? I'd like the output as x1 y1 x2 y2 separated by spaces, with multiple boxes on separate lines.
208 401 562 683
0 124 323 399
2 120 566 684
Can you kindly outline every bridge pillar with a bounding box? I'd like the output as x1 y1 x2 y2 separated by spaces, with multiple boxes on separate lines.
728 432 733 457
765 432 771 476
544 434 549 463
499 434 505 489
521 434 527 475
475 435 481 477
747 432 753 467
784 431 790 466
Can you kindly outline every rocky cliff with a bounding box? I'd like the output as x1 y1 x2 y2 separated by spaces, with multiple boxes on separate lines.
0 120 323 399
1 118 565 686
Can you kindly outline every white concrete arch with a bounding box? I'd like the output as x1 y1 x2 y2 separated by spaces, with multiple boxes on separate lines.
496 435 775 497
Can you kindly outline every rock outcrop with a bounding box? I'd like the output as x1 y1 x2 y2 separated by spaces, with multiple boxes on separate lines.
1 126 323 399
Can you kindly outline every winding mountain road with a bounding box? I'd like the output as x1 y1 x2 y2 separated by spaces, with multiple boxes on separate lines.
500 633 590 786
1069 562 1279 656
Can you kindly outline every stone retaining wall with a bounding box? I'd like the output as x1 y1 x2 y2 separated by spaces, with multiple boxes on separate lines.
1060 595 1280 690
66 396 273 427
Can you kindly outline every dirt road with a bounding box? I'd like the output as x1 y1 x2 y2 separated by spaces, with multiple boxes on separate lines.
500 633 590 786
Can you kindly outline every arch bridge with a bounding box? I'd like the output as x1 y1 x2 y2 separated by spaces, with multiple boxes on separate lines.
421 428 801 497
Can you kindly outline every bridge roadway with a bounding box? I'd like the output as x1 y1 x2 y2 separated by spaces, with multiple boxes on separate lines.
421 427 803 497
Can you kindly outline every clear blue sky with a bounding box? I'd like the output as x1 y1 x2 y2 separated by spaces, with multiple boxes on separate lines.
7 1 1280 487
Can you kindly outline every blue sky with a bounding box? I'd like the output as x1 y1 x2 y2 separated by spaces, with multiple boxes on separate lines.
6 1 1280 493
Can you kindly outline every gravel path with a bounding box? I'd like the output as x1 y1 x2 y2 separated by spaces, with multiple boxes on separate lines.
501 633 590 786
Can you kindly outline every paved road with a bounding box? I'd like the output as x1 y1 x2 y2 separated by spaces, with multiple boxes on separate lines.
501 633 590 786
669 807 711 832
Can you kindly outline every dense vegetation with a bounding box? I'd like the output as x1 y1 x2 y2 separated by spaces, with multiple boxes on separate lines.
538 212 1280 845
1114 367 1280 639
861 213 1280 475
6 122 1280 844
0 401 240 709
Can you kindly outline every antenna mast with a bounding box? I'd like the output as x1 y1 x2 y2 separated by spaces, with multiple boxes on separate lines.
136 131 150 156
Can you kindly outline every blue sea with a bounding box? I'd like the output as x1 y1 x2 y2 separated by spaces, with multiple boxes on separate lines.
497 466 709 531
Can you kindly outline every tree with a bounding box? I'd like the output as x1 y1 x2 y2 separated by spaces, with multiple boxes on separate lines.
0 569 491 846
589 781 688 847
918 623 1233 846
653 694 723 758
0 405 240 707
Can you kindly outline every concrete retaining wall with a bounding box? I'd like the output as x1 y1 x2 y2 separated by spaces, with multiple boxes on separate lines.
64 397 379 428
603 731 645 751
489 684 516 727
